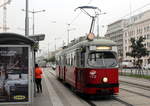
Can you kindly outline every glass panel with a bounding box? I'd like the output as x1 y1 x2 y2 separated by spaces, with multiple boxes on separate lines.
88 52 117 67
0 47 29 102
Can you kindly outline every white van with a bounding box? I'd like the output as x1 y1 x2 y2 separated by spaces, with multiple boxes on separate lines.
120 62 133 68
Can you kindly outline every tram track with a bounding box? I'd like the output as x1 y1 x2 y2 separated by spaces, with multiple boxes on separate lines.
120 81 150 98
48 69 134 106
120 84 150 98
120 80 150 91
82 96 134 106
120 88 150 98
112 97 133 106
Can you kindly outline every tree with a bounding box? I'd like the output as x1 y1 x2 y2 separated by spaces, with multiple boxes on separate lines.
43 56 56 63
126 36 149 74
49 56 56 63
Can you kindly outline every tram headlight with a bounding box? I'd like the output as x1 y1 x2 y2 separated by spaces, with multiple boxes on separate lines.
102 77 108 83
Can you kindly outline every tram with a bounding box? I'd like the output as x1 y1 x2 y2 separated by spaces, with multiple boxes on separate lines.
55 34 119 95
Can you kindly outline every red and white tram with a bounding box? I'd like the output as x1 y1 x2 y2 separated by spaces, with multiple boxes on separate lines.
55 37 119 95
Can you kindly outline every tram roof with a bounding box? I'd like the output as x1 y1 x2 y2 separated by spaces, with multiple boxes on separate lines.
63 38 116 52
55 38 116 56
0 33 35 45
80 39 116 46
68 38 116 48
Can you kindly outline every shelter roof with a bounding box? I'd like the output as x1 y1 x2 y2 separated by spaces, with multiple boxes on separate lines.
0 33 35 45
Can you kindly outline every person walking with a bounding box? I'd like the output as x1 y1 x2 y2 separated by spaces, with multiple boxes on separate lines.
35 64 43 93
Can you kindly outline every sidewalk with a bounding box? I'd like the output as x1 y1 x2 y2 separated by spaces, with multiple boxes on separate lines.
119 75 150 88
33 78 52 106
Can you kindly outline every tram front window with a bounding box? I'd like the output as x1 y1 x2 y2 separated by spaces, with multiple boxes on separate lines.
88 52 117 67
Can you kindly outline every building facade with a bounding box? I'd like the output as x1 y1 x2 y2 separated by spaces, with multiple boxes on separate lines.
123 10 150 66
105 19 125 59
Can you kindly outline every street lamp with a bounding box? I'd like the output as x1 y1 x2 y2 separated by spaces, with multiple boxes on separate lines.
67 28 76 44
25 0 29 36
22 9 45 36
96 12 106 38
67 24 76 44
54 37 61 51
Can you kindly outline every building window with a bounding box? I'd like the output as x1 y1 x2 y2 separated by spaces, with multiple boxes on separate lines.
144 27 146 32
147 34 150 39
148 43 150 48
147 26 150 32
144 34 147 39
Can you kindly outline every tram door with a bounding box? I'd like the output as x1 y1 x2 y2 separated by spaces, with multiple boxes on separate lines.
75 50 85 90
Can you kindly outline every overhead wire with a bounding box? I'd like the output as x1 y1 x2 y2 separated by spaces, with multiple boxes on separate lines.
87 0 93 5
69 0 93 25
120 2 150 19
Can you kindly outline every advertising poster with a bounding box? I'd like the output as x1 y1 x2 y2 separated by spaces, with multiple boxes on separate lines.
0 47 29 102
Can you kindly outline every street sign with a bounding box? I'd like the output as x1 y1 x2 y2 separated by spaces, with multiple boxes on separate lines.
29 34 45 41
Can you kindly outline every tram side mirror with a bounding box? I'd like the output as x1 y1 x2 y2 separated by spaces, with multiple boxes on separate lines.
80 46 86 53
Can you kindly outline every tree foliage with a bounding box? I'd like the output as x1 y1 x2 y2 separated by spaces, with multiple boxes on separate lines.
126 36 149 67
49 56 56 62
43 56 56 63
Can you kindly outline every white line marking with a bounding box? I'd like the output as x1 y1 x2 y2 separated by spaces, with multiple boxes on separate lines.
43 70 64 106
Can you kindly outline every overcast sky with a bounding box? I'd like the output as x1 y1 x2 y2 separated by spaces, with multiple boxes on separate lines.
1 0 150 54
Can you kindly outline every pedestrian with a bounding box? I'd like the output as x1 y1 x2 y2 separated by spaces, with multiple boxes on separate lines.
35 64 43 93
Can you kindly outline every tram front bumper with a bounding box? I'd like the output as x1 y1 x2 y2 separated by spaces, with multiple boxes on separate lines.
86 83 119 88
84 83 119 95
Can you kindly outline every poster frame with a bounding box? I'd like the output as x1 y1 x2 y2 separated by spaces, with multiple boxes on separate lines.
0 45 33 105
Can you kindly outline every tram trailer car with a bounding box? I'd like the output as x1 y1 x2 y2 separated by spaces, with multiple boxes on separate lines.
56 39 119 95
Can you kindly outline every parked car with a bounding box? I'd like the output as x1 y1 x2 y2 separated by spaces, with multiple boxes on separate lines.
51 64 56 70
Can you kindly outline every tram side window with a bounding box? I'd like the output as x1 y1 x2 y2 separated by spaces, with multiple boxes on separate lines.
71 52 76 66
61 56 63 65
81 52 85 66
76 52 80 66
64 56 67 65
59 57 61 65
67 57 69 65
73 55 76 66
67 54 71 66
56 57 59 65
71 54 73 65
69 57 71 66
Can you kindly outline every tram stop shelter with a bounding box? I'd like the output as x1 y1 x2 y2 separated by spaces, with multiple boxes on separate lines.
0 33 35 105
